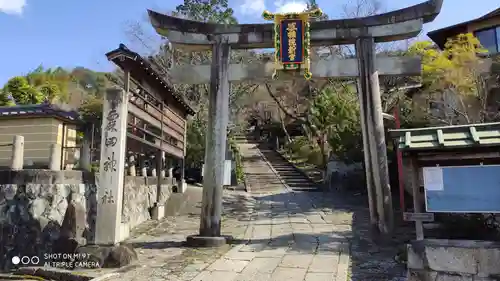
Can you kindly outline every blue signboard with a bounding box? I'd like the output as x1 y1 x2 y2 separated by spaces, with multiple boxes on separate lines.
424 165 500 213
279 19 304 64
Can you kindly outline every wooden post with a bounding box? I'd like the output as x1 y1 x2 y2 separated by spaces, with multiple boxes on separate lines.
152 150 165 220
394 106 406 212
128 154 136 176
356 81 378 231
158 103 164 198
10 135 24 170
151 166 157 177
179 117 188 193
187 36 231 247
156 151 163 186
49 144 62 170
140 155 147 176
168 167 174 179
409 156 424 240
95 87 128 245
160 152 166 177
79 140 91 171
356 37 394 234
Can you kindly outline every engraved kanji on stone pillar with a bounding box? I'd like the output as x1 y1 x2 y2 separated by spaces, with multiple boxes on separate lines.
95 87 128 245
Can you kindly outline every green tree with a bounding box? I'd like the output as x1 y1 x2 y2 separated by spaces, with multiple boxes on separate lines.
2 76 44 105
185 106 208 168
1 66 78 106
174 0 237 24
25 66 73 103
408 33 491 124
309 83 361 166
0 89 15 106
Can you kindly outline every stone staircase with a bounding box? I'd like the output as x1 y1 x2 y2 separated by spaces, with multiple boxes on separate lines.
235 135 320 193
258 145 321 192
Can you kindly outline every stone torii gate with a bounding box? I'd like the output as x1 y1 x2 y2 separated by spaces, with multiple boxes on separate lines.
147 0 443 243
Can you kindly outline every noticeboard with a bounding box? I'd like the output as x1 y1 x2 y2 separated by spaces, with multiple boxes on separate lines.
424 165 500 213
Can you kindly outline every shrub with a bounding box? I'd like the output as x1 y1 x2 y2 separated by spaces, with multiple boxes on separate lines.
298 145 313 159
228 136 245 184
306 148 323 167
286 136 311 155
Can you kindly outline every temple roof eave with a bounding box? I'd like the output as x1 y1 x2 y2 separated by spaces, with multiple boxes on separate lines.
105 44 195 116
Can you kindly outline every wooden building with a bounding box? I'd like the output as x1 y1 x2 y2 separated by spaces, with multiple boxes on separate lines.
105 44 195 173
428 7 500 54
0 103 80 168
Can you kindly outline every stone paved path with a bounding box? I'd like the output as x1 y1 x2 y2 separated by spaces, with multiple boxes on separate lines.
96 141 410 281
100 186 354 281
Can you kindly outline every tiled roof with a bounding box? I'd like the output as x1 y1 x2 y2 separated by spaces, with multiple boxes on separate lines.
105 44 195 116
479 8 500 19
389 122 500 151
0 103 81 123
428 7 500 49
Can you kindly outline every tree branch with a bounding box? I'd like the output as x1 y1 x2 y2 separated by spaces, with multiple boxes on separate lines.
428 99 470 124
264 83 306 123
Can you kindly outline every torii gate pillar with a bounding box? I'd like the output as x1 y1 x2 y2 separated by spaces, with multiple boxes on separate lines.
356 37 394 233
186 37 232 246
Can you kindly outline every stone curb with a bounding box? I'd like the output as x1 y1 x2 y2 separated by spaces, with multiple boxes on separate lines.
15 267 120 281
15 267 93 281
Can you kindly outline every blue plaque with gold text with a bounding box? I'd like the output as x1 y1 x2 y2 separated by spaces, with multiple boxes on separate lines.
280 19 304 64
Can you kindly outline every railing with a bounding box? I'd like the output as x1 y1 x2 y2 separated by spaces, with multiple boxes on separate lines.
3 135 90 171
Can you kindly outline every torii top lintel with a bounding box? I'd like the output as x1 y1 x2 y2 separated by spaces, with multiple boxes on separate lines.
147 0 442 50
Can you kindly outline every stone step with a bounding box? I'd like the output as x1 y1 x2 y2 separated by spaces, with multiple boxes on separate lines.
237 142 320 193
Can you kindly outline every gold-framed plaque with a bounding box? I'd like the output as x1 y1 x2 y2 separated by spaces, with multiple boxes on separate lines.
262 8 322 80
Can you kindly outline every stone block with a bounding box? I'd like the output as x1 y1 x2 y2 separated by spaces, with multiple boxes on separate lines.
408 240 500 280
425 246 478 274
60 200 87 244
271 267 307 281
151 204 165 220
304 272 336 281
192 271 239 281
280 254 314 268
105 244 138 268
407 269 438 281
119 223 130 242
308 255 338 273
407 244 425 270
207 257 250 272
75 243 137 268
477 248 500 276
234 271 273 281
3 184 17 200
435 273 475 281
241 257 281 273
178 181 187 193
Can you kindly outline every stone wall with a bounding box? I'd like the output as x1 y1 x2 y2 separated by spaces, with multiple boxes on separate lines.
325 159 363 191
407 239 500 281
0 170 175 271
0 170 96 270
121 176 174 230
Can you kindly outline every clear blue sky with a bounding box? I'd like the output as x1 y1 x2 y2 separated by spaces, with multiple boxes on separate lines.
0 0 498 86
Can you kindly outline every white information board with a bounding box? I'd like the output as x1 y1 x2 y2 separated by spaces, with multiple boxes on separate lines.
224 160 231 186
423 167 444 191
